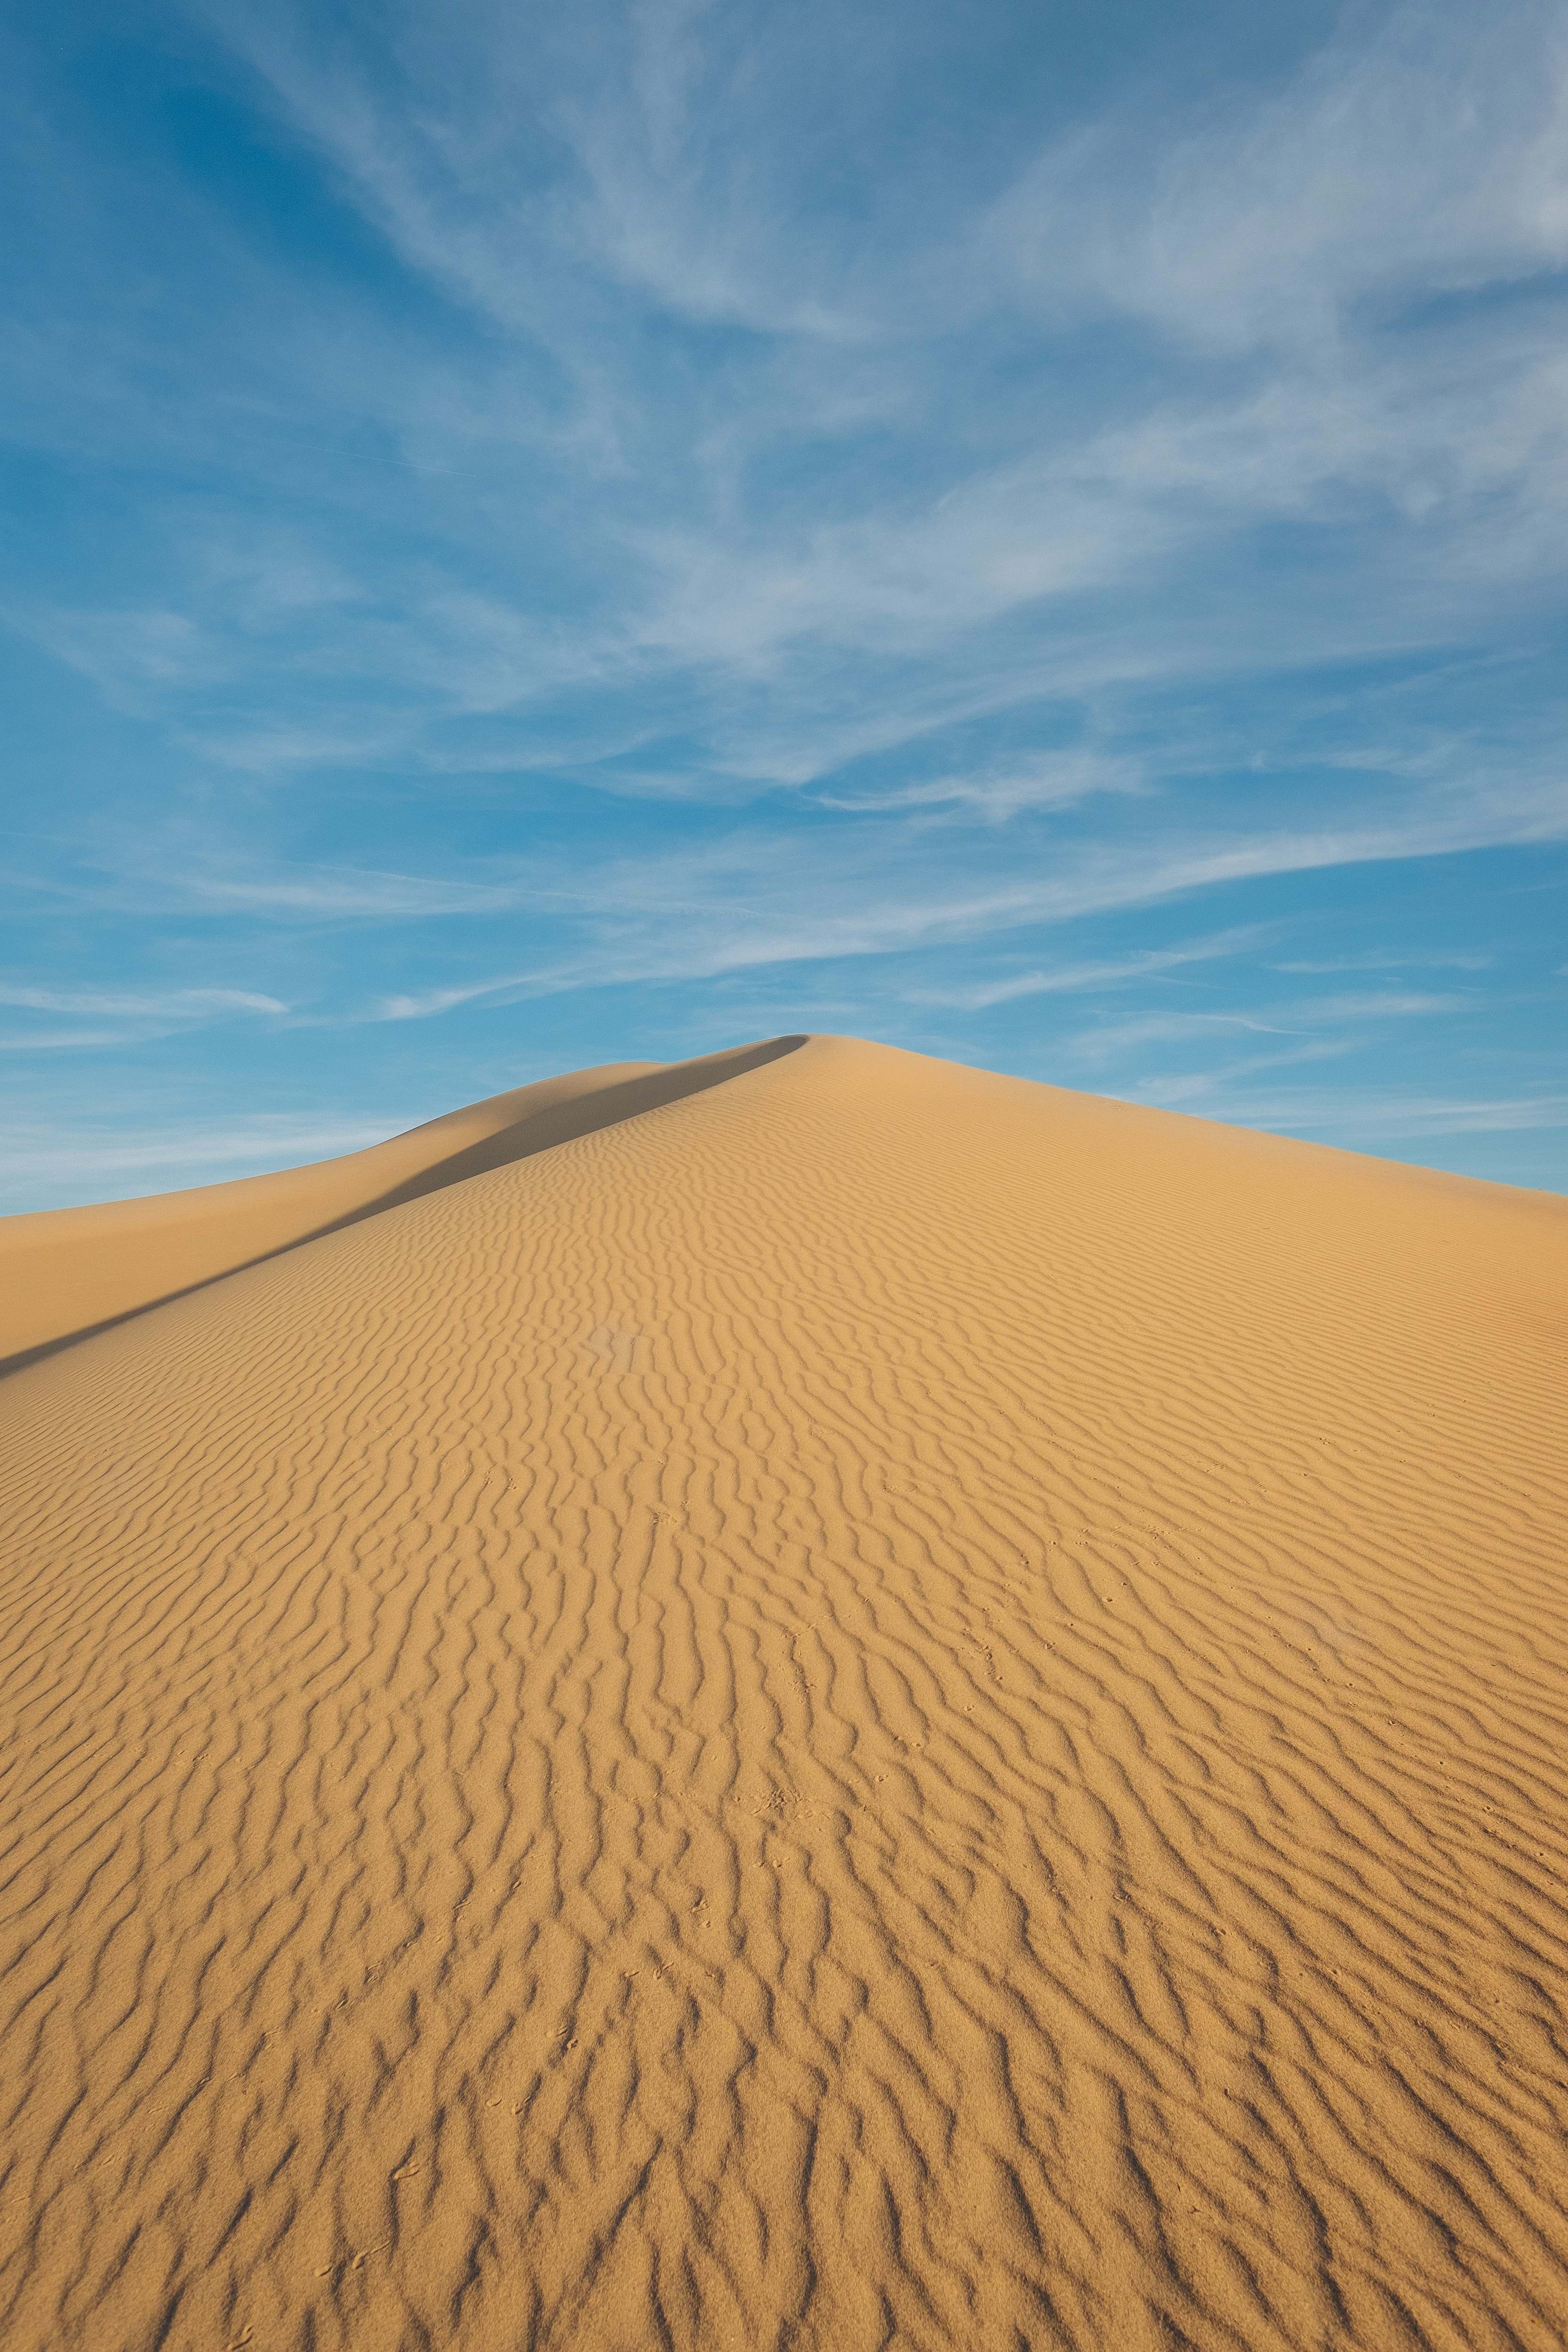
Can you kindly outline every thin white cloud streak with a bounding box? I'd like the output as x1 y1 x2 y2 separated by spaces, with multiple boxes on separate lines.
0 984 286 1016
179 722 415 778
376 980 496 1022
816 749 1144 822
1274 953 1492 972
174 866 532 918
1073 987 1473 1073
907 926 1270 1011
1370 1096 1568 1137
0 1029 141 1053
1131 1040 1356 1104
1297 989 1472 1019
1071 1012 1292 1063
1139 1086 1568 1141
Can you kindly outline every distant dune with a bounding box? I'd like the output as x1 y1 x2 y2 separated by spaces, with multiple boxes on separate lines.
2 1033 1566 2352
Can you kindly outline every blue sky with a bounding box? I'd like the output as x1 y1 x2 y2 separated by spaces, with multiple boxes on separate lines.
3 0 1567 1209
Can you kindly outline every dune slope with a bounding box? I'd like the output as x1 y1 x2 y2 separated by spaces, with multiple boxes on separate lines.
1 1033 1566 2352
0 1038 800 1374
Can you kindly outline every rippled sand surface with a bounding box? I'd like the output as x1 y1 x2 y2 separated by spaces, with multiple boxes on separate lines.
2 1034 1566 2352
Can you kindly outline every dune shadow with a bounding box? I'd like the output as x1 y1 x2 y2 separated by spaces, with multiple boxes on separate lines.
1 1034 807 1384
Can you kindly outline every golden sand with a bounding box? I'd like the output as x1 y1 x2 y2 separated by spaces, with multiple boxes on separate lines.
1 1034 1565 2350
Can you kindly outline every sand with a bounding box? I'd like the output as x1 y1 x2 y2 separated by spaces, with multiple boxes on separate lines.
1 1033 1566 2352
0 1045 798 1375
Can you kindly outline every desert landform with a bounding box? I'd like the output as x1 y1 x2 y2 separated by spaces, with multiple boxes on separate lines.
1 1032 1566 2352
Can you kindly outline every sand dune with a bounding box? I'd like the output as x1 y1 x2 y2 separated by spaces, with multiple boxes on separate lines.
0 1040 796 1374
1 1033 1566 2352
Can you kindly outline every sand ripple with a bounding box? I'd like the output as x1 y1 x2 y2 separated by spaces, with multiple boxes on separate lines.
1 1035 1565 2350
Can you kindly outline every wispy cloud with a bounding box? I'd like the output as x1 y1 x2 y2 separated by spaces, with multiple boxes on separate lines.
1367 1095 1568 1138
1071 1011 1293 1064
1134 1040 1357 1105
1274 953 1493 973
1142 1086 1568 1142
1069 982 1476 1086
907 926 1270 1011
0 984 287 1016
817 749 1144 823
170 866 533 919
1296 989 1472 1020
24 0 1553 803
15 606 231 713
991 2 1568 350
0 1028 137 1054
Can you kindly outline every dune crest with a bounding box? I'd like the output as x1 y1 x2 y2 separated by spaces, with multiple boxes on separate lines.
1 1033 1566 2351
0 1035 802 1374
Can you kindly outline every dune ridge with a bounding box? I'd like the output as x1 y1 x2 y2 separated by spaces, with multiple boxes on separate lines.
0 1036 802 1375
1 1033 1566 2351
